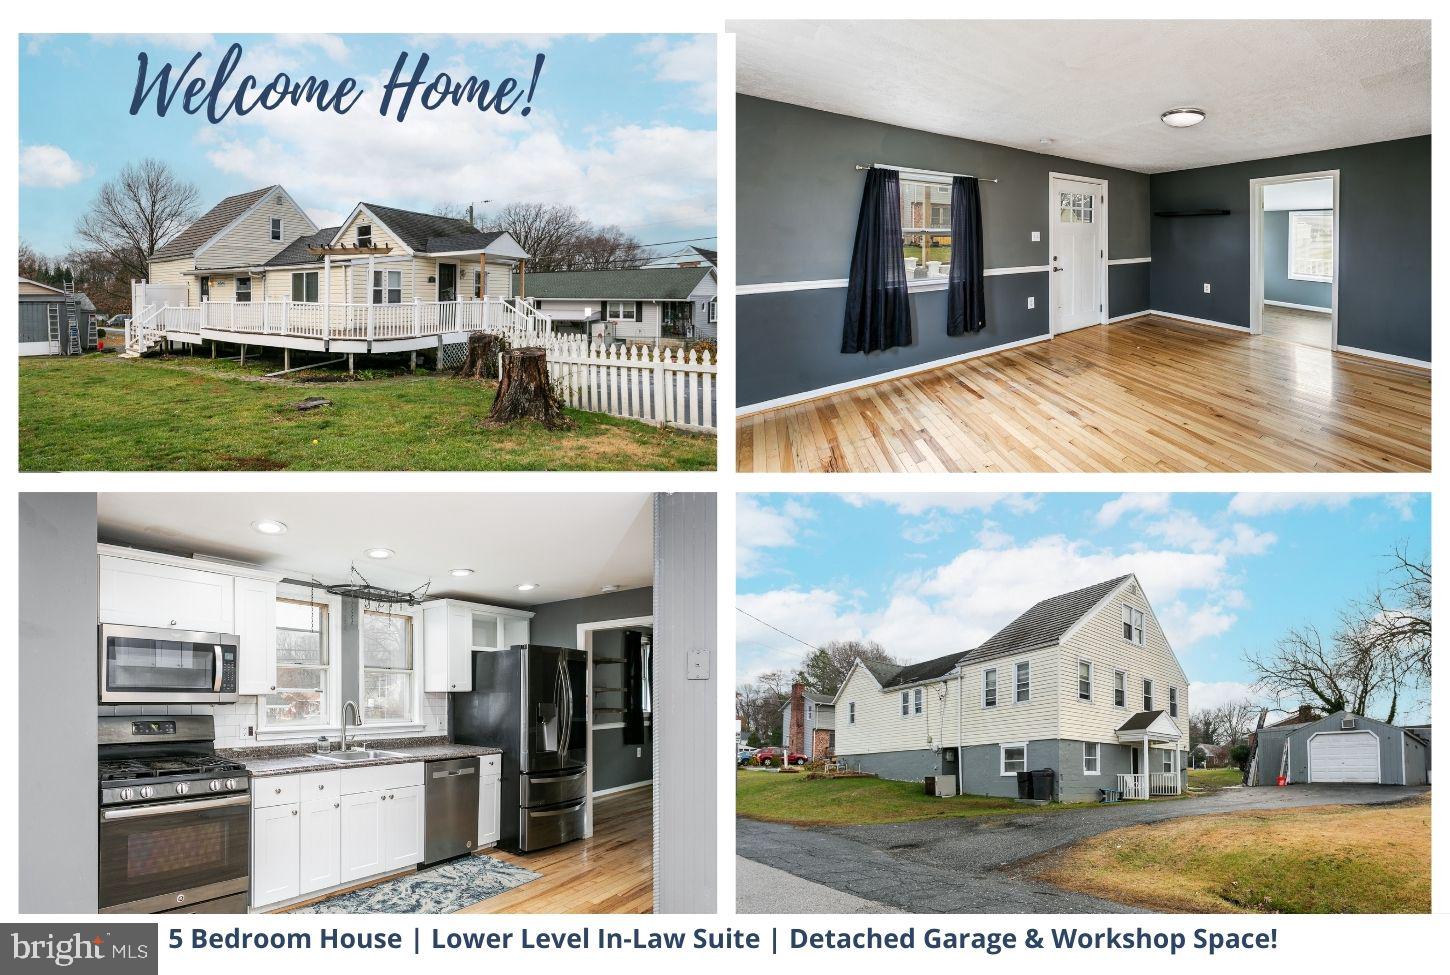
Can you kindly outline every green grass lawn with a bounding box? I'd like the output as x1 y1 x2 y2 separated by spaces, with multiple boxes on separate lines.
19 354 715 471
736 770 1091 826
1187 767 1244 792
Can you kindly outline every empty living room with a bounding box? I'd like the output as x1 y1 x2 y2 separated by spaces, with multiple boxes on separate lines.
732 19 1430 473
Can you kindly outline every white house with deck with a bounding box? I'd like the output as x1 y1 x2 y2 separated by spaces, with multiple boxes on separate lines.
133 185 550 366
832 575 1189 802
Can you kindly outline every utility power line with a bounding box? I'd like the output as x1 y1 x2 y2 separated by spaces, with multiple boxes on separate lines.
735 607 821 653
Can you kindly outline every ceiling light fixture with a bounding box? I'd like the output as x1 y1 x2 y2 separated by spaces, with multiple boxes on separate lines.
515 583 539 592
365 547 395 560
252 519 288 535
450 568 474 578
1160 107 1206 128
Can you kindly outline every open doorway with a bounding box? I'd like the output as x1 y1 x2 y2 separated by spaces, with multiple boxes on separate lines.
1250 172 1338 350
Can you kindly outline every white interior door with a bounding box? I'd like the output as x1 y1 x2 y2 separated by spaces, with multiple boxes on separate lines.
1050 176 1105 334
1309 732 1380 783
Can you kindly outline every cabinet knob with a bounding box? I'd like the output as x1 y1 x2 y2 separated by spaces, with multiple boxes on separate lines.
169 619 177 626
274 787 282 794
270 685 276 691
291 809 298 816
317 784 324 790
333 802 339 809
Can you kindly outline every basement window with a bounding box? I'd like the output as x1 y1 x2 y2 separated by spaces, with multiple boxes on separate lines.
900 177 952 277
1288 210 1333 283
1000 742 1026 776
1083 742 1100 775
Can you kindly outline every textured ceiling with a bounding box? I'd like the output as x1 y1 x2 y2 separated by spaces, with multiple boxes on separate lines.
732 20 1430 173
1263 178 1334 211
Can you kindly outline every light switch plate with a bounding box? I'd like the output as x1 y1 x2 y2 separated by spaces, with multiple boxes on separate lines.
1027 296 1035 309
686 647 710 680
1031 231 1041 242
1203 283 1211 293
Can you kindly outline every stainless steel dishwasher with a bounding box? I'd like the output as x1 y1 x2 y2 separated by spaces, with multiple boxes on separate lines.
423 757 479 865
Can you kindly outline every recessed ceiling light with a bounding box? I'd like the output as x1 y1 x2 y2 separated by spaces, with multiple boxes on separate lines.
601 584 620 593
1160 107 1206 128
252 520 288 535
365 547 394 560
515 583 539 592
450 568 474 578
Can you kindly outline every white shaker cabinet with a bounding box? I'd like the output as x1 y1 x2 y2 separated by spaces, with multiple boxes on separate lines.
421 599 534 693
478 754 502 847
233 577 279 695
298 798 341 895
97 554 235 633
337 790 385 884
250 802 301 908
381 785 424 870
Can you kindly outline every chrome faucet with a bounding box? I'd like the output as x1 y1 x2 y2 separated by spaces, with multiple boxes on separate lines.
341 700 362 751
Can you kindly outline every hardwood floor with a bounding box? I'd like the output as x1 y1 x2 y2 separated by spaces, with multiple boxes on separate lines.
1262 304 1332 349
736 315 1430 473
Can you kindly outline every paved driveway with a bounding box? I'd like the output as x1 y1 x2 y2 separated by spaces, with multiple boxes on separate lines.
737 785 1427 914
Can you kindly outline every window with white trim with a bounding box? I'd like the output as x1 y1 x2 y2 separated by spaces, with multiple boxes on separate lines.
707 298 717 323
270 217 283 242
982 668 997 708
1122 605 1144 645
900 691 910 717
913 687 923 715
1288 210 1333 283
1000 742 1026 776
357 224 372 248
1077 660 1092 701
362 609 416 724
371 269 402 304
848 702 855 724
1114 669 1126 708
262 598 331 730
234 277 252 303
291 271 319 303
1169 686 1179 718
1142 678 1154 712
1015 661 1030 703
1159 749 1173 774
900 177 952 277
1083 742 1100 775
606 301 637 321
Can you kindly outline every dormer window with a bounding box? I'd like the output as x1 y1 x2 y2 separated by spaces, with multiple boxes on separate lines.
357 224 372 248
270 217 282 241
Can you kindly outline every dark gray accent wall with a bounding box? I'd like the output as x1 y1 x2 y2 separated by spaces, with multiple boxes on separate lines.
20 493 99 913
1263 210 1333 308
838 747 952 783
1150 136 1429 361
737 96 1152 408
1108 263 1151 319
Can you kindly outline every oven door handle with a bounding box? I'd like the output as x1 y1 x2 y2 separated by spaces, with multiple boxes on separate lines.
101 794 250 820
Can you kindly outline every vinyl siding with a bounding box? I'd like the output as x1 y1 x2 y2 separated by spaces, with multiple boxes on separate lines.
197 190 316 270
339 207 410 255
957 647 1060 747
834 666 946 757
147 257 193 299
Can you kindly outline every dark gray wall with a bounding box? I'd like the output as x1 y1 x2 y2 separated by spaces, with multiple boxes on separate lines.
839 746 953 783
19 493 99 913
1263 210 1333 308
589 628 653 792
737 96 1152 407
1254 712 1421 786
1150 136 1430 361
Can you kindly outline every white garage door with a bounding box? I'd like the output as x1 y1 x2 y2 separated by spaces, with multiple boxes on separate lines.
1309 732 1380 783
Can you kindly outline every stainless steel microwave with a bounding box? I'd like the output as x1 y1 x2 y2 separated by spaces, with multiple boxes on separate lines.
98 624 240 704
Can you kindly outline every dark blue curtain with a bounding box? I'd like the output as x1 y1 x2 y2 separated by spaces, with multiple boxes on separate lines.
842 168 911 354
947 175 987 335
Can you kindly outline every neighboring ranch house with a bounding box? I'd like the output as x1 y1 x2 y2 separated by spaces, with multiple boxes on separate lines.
19 277 98 356
781 684 836 759
522 267 718 341
1248 710 1429 786
833 574 1190 802
134 185 545 361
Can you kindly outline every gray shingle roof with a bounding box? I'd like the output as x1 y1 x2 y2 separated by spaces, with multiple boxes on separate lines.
359 204 504 255
153 186 275 260
424 231 507 254
522 267 713 301
962 575 1132 664
694 247 718 265
802 690 835 706
264 228 340 267
1117 710 1165 733
877 650 972 689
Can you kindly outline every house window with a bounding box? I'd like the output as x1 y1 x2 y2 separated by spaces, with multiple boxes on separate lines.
982 668 997 708
1160 749 1174 774
1077 660 1092 701
235 277 252 303
1122 605 1144 645
1143 678 1154 712
1015 661 1030 703
806 702 814 719
848 702 855 724
1083 742 1100 775
270 217 283 242
606 301 637 321
1000 742 1026 776
1058 190 1095 224
1169 686 1178 718
707 298 717 324
900 178 952 276
357 224 372 248
362 610 415 723
900 691 909 717
913 687 923 715
371 269 402 304
473 270 481 300
263 598 330 729
1114 670 1126 708
291 271 319 303
1288 210 1333 283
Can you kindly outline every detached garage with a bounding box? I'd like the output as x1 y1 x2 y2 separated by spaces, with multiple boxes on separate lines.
1252 711 1429 786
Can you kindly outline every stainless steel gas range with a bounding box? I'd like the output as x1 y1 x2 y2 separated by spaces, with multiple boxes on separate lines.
97 714 251 913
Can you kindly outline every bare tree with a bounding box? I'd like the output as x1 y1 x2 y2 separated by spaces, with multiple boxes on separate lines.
736 669 793 746
476 202 589 272
795 640 899 698
74 158 199 284
566 226 648 271
1191 698 1260 747
1245 623 1383 718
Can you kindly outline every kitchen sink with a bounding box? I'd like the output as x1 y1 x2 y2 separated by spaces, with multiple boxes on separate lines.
318 749 405 763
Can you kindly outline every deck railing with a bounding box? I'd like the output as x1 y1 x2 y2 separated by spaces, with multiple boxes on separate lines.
148 296 553 342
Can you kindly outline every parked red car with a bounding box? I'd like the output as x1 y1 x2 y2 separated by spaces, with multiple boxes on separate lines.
752 747 807 767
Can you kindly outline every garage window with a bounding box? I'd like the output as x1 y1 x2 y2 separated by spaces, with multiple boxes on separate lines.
1000 742 1026 776
1083 742 1100 775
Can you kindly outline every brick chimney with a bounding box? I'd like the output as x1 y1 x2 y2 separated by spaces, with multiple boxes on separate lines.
788 682 806 755
1297 704 1316 723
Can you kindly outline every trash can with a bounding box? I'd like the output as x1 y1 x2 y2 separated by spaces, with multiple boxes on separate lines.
1016 770 1033 799
1030 768 1056 801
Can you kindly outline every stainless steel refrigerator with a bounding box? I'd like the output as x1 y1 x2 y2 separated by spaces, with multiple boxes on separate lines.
449 645 588 853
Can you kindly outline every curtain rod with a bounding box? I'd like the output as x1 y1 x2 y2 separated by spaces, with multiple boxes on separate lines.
855 163 998 184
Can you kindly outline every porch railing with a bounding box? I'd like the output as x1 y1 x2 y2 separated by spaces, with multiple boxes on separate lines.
1149 772 1181 796
1116 772 1182 799
1116 773 1149 800
145 296 552 342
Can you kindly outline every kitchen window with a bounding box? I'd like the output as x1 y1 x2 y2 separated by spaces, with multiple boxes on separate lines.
291 271 319 303
262 598 330 730
357 224 372 248
1122 605 1144 645
270 217 283 241
913 687 923 715
1169 686 1178 718
900 177 952 277
362 609 416 724
235 277 252 303
1142 678 1154 712
371 269 402 304
1114 669 1126 708
607 301 637 321
1288 210 1333 282
983 668 997 708
1083 742 1100 775
1015 661 1030 703
1077 660 1092 701
1000 742 1026 776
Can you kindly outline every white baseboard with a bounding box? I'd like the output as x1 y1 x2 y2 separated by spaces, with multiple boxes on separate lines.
1106 310 1150 324
1263 299 1333 313
593 779 653 798
1147 309 1247 332
1336 344 1431 370
737 332 1052 415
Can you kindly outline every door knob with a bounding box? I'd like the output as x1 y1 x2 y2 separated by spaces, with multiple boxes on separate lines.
1052 267 1064 272
291 809 298 816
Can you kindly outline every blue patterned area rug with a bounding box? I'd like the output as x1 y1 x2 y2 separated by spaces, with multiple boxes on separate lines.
291 855 541 914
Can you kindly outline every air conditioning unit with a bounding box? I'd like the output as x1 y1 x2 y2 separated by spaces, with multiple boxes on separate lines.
927 775 958 798
1341 717 1358 730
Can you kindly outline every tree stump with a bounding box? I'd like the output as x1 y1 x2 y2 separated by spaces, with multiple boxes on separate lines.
455 331 510 380
486 347 572 429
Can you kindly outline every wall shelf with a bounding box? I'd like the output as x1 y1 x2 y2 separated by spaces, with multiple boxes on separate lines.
1154 209 1230 217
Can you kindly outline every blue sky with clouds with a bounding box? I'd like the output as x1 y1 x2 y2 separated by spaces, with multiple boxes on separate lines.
19 33 715 255
738 493 1429 722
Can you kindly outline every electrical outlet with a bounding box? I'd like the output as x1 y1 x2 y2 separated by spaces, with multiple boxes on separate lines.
1031 231 1041 242
1203 283 1211 294
636 747 642 758
1027 296 1035 309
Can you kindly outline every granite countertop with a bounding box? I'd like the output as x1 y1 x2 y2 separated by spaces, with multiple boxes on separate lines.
222 736 502 777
